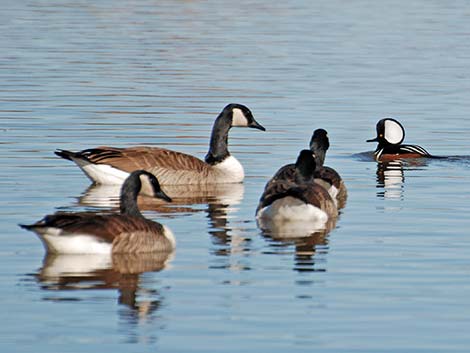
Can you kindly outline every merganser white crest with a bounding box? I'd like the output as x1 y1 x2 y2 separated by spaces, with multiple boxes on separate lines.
384 118 405 145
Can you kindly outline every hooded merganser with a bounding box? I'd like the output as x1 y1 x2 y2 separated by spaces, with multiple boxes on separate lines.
256 150 337 225
367 118 432 161
265 129 347 208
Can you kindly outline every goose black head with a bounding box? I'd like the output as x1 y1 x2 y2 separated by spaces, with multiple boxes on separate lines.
309 128 330 167
367 118 405 146
295 149 316 182
223 103 266 131
123 170 172 203
139 171 172 202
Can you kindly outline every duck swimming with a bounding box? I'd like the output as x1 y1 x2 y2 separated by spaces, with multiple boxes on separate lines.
367 118 432 161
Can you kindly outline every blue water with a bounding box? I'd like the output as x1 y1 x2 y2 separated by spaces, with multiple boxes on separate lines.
2 1 470 352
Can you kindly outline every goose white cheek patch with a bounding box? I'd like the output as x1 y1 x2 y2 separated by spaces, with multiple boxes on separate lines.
384 119 404 144
231 108 248 127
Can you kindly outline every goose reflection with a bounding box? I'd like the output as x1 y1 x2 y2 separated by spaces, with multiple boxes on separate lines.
258 215 337 272
206 201 250 265
35 251 173 318
79 182 244 215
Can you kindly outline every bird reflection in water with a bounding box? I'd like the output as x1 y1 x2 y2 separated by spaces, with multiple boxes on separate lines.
258 214 337 273
79 182 244 216
35 250 173 307
202 185 254 273
375 158 429 200
206 200 252 274
376 160 405 200
33 250 173 343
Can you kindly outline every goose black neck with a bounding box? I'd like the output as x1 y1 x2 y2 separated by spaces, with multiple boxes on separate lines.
120 174 143 217
205 112 231 165
312 148 326 169
310 135 329 168
295 167 315 184
295 150 316 184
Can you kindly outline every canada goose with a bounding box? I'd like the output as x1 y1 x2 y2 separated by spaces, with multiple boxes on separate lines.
55 103 265 186
256 150 337 226
19 170 175 254
266 129 347 207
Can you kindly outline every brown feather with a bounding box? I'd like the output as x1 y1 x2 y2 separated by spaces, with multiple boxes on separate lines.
265 163 347 208
83 146 220 185
89 146 210 173
39 212 171 253
257 180 337 218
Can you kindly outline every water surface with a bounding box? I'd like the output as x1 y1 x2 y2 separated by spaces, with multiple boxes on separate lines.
2 1 470 352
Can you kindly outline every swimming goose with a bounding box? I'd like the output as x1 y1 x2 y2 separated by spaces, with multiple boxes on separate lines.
20 170 175 254
256 150 337 225
55 103 265 186
265 129 347 206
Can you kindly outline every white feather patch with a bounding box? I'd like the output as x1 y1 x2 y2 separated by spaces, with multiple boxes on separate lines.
384 119 404 144
67 155 129 184
81 163 130 185
212 155 245 182
37 228 112 254
328 185 339 200
231 108 249 127
162 225 176 249
257 196 328 225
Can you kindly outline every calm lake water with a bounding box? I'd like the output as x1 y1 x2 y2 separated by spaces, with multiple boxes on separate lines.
2 1 470 352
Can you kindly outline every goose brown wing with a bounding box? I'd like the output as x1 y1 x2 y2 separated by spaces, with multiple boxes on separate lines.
41 213 163 244
263 163 296 190
272 163 296 182
112 229 172 254
257 181 305 212
272 163 343 189
302 183 338 216
257 180 337 217
315 166 342 188
81 146 210 173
